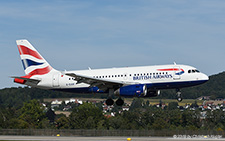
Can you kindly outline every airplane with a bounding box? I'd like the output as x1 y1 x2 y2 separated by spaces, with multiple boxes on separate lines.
12 39 209 106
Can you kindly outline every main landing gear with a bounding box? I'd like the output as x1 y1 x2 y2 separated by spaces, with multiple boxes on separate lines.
106 89 124 106
106 98 124 106
176 89 182 102
106 98 114 106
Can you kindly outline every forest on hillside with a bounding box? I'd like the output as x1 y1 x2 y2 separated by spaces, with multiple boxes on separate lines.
0 99 225 131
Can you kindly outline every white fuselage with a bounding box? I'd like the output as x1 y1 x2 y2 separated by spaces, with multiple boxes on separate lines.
32 64 208 93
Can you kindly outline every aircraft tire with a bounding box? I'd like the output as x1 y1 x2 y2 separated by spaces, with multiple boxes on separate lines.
106 98 114 106
177 97 182 102
116 98 124 106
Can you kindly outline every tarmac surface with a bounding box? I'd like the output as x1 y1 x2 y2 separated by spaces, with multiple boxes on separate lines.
0 136 225 141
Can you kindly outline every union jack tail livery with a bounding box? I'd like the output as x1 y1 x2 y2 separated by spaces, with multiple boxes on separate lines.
12 40 58 86
16 40 53 76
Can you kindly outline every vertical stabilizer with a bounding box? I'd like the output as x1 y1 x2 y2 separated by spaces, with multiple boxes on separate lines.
16 39 53 76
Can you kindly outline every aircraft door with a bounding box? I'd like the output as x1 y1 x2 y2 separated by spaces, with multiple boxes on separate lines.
53 74 60 87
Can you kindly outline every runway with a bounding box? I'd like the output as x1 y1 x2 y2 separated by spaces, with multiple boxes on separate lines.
0 136 224 141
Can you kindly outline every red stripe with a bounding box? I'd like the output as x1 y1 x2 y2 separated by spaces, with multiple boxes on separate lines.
18 45 43 60
27 66 52 77
157 68 179 71
14 67 52 84
14 78 26 84
157 68 184 71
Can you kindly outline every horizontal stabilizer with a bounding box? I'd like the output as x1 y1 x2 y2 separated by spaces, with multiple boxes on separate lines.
11 76 40 85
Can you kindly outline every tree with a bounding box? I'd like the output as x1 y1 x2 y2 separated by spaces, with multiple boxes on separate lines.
56 115 70 129
46 108 56 123
129 98 144 111
69 103 104 129
19 99 47 128
167 102 179 110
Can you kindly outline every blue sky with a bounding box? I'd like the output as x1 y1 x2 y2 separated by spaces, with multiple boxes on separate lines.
1 0 225 88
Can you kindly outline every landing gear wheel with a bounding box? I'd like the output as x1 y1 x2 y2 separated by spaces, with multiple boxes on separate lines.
177 97 183 102
106 98 114 106
116 98 124 106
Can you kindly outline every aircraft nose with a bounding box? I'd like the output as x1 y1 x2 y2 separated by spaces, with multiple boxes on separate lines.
202 73 209 81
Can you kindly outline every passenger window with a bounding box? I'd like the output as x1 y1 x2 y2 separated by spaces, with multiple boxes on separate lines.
121 75 123 77
129 74 131 76
99 76 101 78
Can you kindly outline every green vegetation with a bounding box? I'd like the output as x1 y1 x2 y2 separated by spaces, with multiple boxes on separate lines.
0 98 224 131
0 71 224 130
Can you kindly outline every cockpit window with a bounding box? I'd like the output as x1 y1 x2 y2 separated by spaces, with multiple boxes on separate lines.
188 69 200 73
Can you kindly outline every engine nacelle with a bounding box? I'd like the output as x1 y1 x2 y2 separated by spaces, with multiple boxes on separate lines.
114 84 147 97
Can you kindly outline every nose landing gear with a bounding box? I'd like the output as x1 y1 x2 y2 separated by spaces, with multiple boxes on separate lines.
176 89 182 102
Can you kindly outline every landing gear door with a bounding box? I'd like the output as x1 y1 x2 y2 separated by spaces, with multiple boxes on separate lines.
173 66 181 80
53 74 60 87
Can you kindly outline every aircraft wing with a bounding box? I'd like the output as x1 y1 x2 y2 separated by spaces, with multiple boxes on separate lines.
65 73 135 91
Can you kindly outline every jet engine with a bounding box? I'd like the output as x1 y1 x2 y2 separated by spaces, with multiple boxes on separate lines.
114 84 147 97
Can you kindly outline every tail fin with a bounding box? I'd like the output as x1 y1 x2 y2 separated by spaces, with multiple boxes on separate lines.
16 39 53 77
